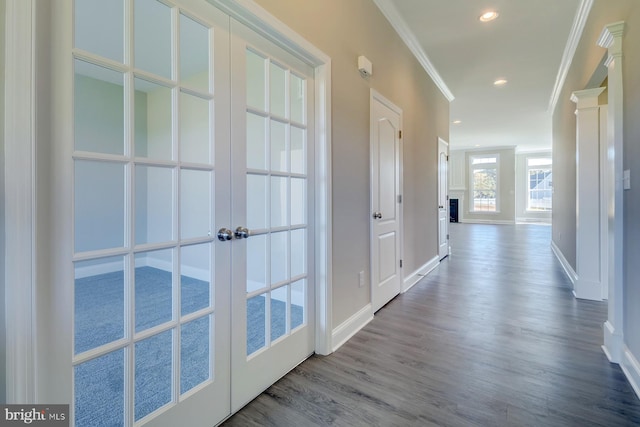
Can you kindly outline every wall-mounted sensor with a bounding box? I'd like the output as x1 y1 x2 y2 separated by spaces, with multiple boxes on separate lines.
358 56 373 77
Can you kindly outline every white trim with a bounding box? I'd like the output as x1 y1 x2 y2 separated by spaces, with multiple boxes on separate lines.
603 320 623 364
548 0 594 112
468 152 500 214
402 255 439 294
598 21 625 365
372 0 454 102
331 304 373 352
369 89 404 314
551 240 578 286
572 88 605 302
4 0 36 404
620 346 640 401
74 261 123 279
207 0 333 355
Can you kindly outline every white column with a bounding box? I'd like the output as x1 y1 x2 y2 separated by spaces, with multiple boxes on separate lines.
571 88 605 301
598 21 625 364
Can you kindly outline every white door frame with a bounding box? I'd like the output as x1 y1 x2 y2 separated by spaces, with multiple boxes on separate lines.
437 137 449 259
4 0 334 402
369 89 403 313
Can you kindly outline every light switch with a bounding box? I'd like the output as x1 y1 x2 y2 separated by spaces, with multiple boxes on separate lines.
624 169 631 190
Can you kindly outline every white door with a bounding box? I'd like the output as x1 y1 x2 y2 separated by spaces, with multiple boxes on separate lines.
48 1 315 426
370 91 402 313
229 20 316 410
438 138 450 259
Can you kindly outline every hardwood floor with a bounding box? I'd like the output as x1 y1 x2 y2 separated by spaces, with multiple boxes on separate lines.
223 223 640 426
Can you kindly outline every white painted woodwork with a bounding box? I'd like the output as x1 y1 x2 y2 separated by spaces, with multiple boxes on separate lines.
229 18 316 412
438 138 449 259
19 0 332 425
4 0 37 404
207 0 334 358
598 21 625 364
600 105 609 300
370 90 402 313
571 87 605 301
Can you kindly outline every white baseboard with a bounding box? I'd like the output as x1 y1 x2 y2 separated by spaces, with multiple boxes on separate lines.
573 278 603 301
460 219 516 225
402 255 439 293
331 304 373 352
551 240 577 286
75 260 123 279
621 345 640 401
602 320 623 363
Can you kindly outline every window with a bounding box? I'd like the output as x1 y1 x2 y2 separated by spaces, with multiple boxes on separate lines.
527 157 552 211
470 155 498 212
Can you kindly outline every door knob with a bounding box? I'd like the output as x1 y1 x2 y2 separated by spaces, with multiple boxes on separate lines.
372 212 382 219
217 228 233 241
234 226 250 239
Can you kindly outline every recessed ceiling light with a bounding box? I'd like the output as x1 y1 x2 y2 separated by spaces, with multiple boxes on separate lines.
453 120 462 124
494 78 508 86
479 11 499 22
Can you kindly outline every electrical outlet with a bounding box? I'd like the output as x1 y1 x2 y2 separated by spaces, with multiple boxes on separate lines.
358 271 365 287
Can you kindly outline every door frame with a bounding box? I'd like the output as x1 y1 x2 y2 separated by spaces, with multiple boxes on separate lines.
4 0 334 402
369 89 403 313
437 137 449 259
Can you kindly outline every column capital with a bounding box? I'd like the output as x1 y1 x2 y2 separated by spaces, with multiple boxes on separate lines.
571 87 606 109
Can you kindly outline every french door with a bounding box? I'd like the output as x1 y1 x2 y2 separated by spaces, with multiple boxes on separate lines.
229 20 315 410
53 1 315 425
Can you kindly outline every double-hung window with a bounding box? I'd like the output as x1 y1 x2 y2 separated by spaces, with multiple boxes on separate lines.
470 154 499 212
526 157 552 211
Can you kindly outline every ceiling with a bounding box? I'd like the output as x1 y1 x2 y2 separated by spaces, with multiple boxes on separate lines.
375 0 585 152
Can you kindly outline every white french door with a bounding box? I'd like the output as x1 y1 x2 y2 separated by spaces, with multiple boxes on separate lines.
48 1 315 426
229 20 315 410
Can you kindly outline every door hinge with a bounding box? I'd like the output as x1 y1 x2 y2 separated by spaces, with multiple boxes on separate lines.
446 195 449 201
398 130 402 139
399 260 403 268
446 155 449 161
447 234 449 240
397 195 402 203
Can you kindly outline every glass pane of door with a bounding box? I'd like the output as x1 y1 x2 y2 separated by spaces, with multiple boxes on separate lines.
72 1 230 425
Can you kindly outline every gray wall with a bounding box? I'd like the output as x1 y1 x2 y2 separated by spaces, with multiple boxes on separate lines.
551 0 640 363
1 0 6 404
252 0 450 326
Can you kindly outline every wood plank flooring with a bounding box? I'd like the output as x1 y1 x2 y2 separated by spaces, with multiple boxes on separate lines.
223 223 640 426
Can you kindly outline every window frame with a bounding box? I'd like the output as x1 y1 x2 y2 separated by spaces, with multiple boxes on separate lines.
468 153 500 213
525 156 553 212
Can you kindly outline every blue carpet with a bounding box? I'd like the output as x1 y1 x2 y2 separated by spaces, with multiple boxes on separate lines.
74 267 303 426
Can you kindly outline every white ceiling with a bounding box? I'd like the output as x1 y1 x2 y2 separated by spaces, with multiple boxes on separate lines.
377 0 584 152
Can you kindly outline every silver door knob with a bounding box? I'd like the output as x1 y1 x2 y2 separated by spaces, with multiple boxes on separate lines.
234 226 250 239
217 228 233 241
372 212 382 219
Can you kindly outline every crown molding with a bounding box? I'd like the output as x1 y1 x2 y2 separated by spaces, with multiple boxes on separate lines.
373 0 454 102
548 0 594 113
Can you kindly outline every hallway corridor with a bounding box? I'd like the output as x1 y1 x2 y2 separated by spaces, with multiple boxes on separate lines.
224 224 640 426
